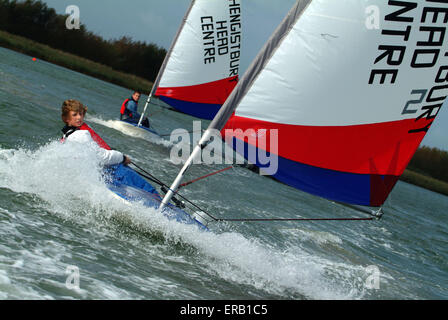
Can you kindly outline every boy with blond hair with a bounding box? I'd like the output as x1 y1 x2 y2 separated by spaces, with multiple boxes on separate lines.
61 99 131 166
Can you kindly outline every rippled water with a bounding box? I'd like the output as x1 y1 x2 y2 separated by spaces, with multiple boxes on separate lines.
0 47 447 300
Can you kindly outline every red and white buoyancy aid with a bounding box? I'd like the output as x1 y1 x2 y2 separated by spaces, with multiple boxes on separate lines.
79 123 111 150
61 123 111 150
61 123 125 166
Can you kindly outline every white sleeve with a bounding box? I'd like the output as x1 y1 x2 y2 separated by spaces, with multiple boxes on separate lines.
66 130 125 166
97 148 124 166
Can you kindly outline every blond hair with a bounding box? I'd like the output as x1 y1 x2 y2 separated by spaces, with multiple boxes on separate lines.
61 99 88 124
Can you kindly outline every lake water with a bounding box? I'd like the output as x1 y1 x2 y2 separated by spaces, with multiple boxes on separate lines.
0 47 447 300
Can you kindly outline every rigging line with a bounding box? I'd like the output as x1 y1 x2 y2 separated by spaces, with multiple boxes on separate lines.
132 169 165 188
160 185 219 221
129 162 220 221
179 166 234 188
177 163 255 188
130 162 166 187
129 163 379 223
215 217 376 222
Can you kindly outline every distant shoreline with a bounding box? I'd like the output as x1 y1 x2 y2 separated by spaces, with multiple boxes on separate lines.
400 169 448 197
0 30 153 93
1 31 448 199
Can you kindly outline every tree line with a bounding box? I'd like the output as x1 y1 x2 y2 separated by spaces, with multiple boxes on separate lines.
0 0 166 82
408 146 448 183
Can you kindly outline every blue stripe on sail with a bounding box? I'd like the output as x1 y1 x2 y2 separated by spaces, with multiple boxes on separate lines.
159 96 221 120
234 139 372 206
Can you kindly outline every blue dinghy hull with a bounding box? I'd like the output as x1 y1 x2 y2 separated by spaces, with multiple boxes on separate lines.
120 118 159 136
104 164 208 230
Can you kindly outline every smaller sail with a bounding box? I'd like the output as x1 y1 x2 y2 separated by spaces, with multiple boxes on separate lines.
151 0 242 120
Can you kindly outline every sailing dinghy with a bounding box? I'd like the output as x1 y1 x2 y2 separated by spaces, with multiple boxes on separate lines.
160 0 448 220
72 121 206 230
104 0 245 230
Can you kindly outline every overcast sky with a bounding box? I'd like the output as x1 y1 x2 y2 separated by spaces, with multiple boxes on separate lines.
42 0 296 73
41 0 447 150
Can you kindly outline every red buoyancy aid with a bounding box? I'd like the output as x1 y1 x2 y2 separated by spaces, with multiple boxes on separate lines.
79 123 112 150
120 99 130 115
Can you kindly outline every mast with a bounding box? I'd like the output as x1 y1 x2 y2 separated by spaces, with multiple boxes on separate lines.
137 93 151 127
137 0 196 126
160 130 212 210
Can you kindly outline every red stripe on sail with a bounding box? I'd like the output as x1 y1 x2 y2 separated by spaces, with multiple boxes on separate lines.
222 115 432 176
155 76 238 105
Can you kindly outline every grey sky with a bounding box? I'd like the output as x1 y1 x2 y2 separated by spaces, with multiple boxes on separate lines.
42 0 295 73
41 0 447 150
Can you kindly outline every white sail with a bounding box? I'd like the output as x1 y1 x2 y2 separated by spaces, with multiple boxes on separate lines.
162 0 448 208
150 0 242 120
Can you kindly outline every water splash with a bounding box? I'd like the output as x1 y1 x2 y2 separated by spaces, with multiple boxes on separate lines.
86 116 173 147
0 142 369 299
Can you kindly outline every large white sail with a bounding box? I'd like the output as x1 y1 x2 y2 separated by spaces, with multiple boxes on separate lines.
162 0 448 208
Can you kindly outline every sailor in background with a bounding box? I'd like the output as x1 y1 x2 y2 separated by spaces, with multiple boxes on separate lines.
120 91 150 128
61 99 131 166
